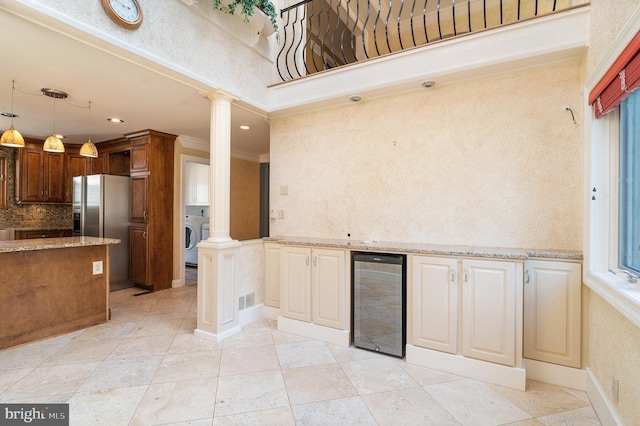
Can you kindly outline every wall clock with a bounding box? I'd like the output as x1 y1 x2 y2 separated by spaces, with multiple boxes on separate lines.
101 0 143 29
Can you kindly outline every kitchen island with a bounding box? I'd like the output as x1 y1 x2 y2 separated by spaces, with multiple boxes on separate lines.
0 236 120 350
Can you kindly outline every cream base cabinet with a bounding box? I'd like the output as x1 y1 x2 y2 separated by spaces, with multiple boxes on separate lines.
312 248 346 329
411 256 458 354
264 243 282 309
462 259 520 367
281 245 347 330
282 246 312 322
524 260 581 368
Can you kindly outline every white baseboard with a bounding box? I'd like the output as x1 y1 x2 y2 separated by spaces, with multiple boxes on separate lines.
172 279 184 288
523 358 586 390
239 303 263 326
277 316 350 347
194 325 241 342
585 368 623 426
406 344 526 390
262 305 280 320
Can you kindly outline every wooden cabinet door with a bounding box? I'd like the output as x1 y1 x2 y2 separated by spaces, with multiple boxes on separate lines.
18 147 44 202
91 152 108 175
264 243 282 308
130 175 148 222
462 259 517 366
130 143 148 173
312 248 346 329
0 154 6 208
44 152 65 202
412 256 458 354
524 260 581 368
129 225 149 285
66 154 89 203
282 246 311 322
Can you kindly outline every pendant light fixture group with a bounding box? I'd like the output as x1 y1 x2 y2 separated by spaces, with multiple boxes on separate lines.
0 80 25 148
1 82 100 157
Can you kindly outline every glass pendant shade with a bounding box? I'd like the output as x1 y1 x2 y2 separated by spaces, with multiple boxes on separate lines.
0 125 25 148
43 135 65 153
79 140 98 158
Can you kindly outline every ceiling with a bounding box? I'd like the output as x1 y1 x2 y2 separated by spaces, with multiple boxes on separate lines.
0 6 270 158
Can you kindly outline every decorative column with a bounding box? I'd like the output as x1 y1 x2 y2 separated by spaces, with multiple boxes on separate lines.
195 90 242 342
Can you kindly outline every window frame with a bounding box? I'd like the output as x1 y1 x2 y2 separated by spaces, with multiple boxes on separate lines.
584 8 640 328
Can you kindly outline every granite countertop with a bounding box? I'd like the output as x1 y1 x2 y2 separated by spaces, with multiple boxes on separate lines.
0 236 121 253
265 236 583 261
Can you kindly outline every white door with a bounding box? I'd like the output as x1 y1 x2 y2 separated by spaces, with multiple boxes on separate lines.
412 256 458 354
282 246 311 322
524 260 581 367
312 248 346 329
462 259 516 366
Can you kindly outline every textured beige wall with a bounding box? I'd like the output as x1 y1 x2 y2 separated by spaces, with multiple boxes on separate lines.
230 158 261 241
588 293 640 423
270 59 583 250
583 2 640 425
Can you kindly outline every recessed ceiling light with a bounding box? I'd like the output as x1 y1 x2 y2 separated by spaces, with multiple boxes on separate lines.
107 117 124 123
421 80 436 88
1 112 18 118
349 95 362 102
55 134 65 139
240 125 250 130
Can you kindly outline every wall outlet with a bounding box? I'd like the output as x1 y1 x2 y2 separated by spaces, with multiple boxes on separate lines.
612 375 619 403
277 209 285 219
92 261 103 275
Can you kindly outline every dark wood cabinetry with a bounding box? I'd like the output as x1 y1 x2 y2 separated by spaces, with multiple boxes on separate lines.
126 130 175 291
15 141 66 204
15 229 72 239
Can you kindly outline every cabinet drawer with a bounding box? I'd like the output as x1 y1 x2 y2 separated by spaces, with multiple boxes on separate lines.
15 229 72 239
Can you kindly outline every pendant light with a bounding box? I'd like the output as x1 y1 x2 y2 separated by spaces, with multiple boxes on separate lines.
42 88 67 153
1 80 25 148
79 101 98 158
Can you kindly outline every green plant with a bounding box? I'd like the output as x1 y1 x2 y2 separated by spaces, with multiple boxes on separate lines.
212 0 278 38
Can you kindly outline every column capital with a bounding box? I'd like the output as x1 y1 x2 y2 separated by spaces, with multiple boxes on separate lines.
200 89 238 103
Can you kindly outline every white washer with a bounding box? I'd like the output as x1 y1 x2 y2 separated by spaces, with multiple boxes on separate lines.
185 215 209 265
202 223 209 240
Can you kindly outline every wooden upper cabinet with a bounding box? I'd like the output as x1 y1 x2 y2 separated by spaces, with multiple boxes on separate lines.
130 142 149 173
90 152 108 175
16 144 44 203
44 151 65 203
65 148 90 203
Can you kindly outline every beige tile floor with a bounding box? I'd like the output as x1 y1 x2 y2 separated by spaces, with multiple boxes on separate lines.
0 284 602 426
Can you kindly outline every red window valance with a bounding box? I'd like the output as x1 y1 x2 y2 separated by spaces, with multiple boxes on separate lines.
589 30 640 119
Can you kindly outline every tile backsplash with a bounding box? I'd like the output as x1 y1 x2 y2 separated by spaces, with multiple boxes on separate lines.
0 147 72 229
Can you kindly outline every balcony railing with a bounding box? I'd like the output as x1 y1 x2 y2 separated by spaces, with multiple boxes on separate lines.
276 0 585 81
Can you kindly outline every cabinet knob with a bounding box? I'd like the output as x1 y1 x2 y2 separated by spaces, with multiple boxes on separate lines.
143 231 147 239
525 270 530 283
143 159 148 168
143 211 148 220
313 256 317 266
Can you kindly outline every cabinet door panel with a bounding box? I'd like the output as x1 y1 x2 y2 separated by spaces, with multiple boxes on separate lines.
312 248 345 329
130 175 148 222
66 154 89 203
264 243 281 308
282 247 311 322
462 259 516 366
130 225 149 284
45 152 65 202
130 144 148 173
524 260 581 367
20 149 44 202
412 256 458 354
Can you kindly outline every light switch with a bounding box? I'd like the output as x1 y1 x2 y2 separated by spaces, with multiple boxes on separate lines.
93 261 103 275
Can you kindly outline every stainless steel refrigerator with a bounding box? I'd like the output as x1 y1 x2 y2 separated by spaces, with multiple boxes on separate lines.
73 174 132 291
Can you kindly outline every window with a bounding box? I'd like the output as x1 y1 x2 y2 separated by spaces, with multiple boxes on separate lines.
619 90 640 273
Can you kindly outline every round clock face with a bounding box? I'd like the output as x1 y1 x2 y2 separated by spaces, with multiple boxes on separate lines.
102 0 143 29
